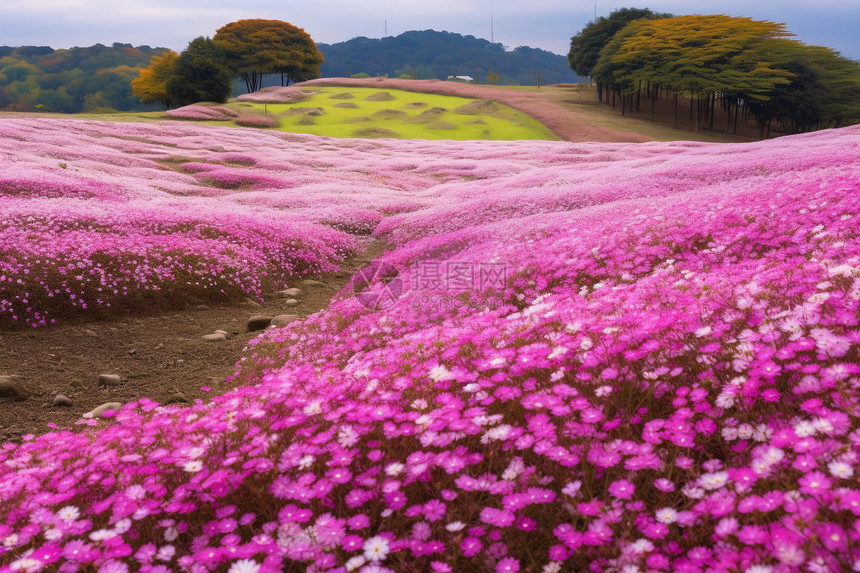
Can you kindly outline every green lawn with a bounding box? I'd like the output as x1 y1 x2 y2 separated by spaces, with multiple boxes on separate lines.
239 87 558 140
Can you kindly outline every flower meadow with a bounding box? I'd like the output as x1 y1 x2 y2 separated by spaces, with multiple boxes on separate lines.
1 117 860 573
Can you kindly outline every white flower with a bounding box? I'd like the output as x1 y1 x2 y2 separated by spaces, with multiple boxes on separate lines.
630 539 654 554
543 563 562 573
303 400 322 415
745 566 773 573
346 556 366 571
694 326 712 337
828 461 854 478
363 535 390 562
385 462 404 476
227 559 261 573
183 460 203 473
445 521 466 532
338 425 359 448
655 508 679 524
299 455 315 469
57 505 80 522
699 471 729 491
428 365 454 382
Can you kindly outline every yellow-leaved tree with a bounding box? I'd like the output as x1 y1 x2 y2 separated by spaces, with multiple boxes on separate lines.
131 50 179 108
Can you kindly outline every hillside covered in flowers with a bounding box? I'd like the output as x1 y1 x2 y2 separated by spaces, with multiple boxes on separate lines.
1 117 859 572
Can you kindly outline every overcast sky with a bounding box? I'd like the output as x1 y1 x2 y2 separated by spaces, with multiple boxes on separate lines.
1 1 858 61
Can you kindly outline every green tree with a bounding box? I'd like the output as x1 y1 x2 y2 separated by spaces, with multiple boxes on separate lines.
748 41 860 135
131 50 179 108
213 19 324 93
167 37 233 106
568 8 670 101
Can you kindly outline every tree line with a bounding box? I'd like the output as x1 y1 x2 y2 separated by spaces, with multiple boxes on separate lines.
132 19 324 108
0 43 167 113
568 9 860 135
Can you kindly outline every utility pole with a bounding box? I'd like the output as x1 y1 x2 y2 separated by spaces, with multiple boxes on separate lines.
491 13 494 44
384 18 388 37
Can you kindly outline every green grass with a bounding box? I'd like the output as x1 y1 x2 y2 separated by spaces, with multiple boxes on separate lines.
242 87 558 140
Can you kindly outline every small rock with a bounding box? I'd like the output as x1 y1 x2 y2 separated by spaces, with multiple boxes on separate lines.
301 279 329 288
247 316 273 332
86 402 123 418
276 288 302 297
83 329 98 337
98 374 122 386
0 376 25 401
192 304 210 311
213 329 234 340
270 314 300 328
240 298 262 308
284 299 300 307
201 333 227 342
53 394 73 407
128 349 137 355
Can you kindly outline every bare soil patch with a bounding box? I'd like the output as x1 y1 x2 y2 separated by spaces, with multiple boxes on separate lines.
0 240 386 442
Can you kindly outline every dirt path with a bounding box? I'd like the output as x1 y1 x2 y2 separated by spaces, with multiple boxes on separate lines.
0 239 386 442
298 78 652 143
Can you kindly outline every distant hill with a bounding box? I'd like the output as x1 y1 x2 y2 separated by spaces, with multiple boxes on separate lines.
0 43 169 113
317 30 582 86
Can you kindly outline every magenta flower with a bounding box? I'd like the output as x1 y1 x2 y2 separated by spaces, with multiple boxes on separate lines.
608 479 635 500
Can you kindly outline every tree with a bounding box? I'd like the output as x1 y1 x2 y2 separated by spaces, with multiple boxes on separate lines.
131 50 179 108
598 15 795 132
213 19 324 93
166 37 232 106
568 7 670 101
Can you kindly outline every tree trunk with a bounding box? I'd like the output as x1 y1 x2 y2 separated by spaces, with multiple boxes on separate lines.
650 87 655 123
672 92 678 129
726 99 732 134
709 93 716 131
733 102 740 134
693 93 699 133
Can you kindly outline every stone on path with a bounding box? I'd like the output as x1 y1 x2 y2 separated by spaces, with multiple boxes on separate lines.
85 402 123 418
270 314 300 328
202 333 227 342
284 299 300 307
98 374 122 387
246 316 273 332
53 394 73 407
213 330 234 340
276 288 302 297
0 376 26 401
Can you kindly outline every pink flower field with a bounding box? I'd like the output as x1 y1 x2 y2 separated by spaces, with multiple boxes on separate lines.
1 117 859 573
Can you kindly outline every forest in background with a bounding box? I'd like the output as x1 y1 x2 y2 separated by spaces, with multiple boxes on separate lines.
316 30 580 86
1 30 579 113
0 43 168 113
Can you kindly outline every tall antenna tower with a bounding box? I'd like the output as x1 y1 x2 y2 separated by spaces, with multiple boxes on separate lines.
491 13 494 44
594 1 597 21
384 18 388 37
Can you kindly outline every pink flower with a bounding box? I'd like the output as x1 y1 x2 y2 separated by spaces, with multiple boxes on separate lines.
608 479 635 500
798 471 831 496
496 557 520 572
